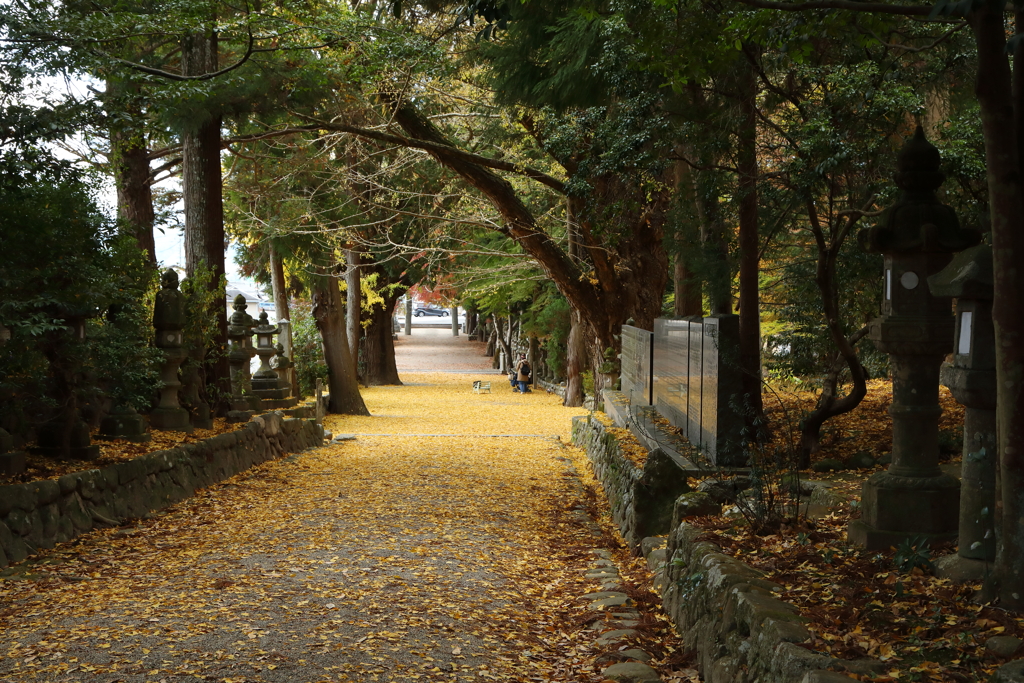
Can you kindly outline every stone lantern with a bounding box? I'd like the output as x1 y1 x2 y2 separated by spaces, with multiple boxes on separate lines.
271 342 293 392
227 294 257 421
252 312 288 400
149 269 193 433
928 244 996 576
849 126 980 550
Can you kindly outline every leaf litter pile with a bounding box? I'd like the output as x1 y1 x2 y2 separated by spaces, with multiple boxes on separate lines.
643 378 1020 681
0 420 247 486
0 373 696 682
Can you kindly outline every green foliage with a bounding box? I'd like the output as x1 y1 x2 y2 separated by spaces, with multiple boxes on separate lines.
290 299 328 399
0 152 159 427
893 536 934 574
89 238 163 410
180 261 229 407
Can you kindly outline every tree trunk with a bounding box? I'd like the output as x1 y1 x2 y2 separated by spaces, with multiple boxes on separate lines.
673 152 703 317
363 288 403 386
798 202 871 465
311 273 369 415
528 335 539 389
345 248 361 378
737 52 763 416
972 3 1024 610
181 29 229 402
108 77 156 263
564 310 586 407
269 245 298 397
387 99 668 395
695 169 732 316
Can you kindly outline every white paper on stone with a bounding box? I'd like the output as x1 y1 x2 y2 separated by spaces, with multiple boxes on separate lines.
959 311 973 355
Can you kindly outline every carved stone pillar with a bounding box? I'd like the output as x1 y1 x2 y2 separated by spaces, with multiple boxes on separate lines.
149 269 192 433
849 127 980 550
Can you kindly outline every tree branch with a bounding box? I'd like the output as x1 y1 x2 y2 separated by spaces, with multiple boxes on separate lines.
732 0 932 15
91 29 256 82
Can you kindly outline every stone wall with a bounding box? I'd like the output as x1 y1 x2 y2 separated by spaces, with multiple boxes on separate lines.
658 524 886 683
571 415 689 554
0 413 322 568
574 414 887 683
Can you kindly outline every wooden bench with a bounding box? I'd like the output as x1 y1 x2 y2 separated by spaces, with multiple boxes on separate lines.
473 381 491 394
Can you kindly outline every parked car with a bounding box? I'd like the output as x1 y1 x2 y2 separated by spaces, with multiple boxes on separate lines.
414 306 449 317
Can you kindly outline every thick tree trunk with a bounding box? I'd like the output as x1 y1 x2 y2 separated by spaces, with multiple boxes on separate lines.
673 153 703 317
737 54 763 416
181 30 229 402
108 77 156 263
972 5 1024 610
345 248 361 378
564 310 587 407
388 99 668 393
695 169 732 315
311 273 369 415
363 289 403 386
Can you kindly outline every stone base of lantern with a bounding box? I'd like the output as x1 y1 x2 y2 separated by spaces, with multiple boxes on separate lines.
227 409 256 424
256 396 298 410
253 385 290 400
848 471 960 550
33 418 101 460
150 406 193 433
933 554 990 583
98 406 151 442
189 404 214 430
0 451 27 475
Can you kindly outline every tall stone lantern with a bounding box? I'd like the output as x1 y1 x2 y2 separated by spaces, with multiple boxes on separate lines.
252 312 288 400
849 126 980 550
928 244 996 575
150 270 193 432
227 294 257 420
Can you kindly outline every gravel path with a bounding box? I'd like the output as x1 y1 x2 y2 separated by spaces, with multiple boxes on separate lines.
0 338 627 683
393 328 499 374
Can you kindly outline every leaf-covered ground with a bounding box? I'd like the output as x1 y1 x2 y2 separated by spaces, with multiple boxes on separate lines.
639 379 1018 681
0 420 247 486
0 332 693 682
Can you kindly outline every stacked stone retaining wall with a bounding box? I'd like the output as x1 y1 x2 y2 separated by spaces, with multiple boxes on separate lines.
0 413 322 568
571 415 689 555
573 413 886 683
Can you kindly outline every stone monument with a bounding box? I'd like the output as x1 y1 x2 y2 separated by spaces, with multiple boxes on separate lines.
227 294 257 422
252 312 289 400
149 269 193 432
849 126 980 549
929 243 996 577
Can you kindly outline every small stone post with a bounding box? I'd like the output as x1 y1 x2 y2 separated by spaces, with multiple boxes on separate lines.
315 377 325 426
849 127 980 550
405 297 412 336
272 342 293 395
149 269 193 432
929 244 997 577
451 305 459 336
277 318 299 398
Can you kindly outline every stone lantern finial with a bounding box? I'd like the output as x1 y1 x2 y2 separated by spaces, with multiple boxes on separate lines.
895 125 944 193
